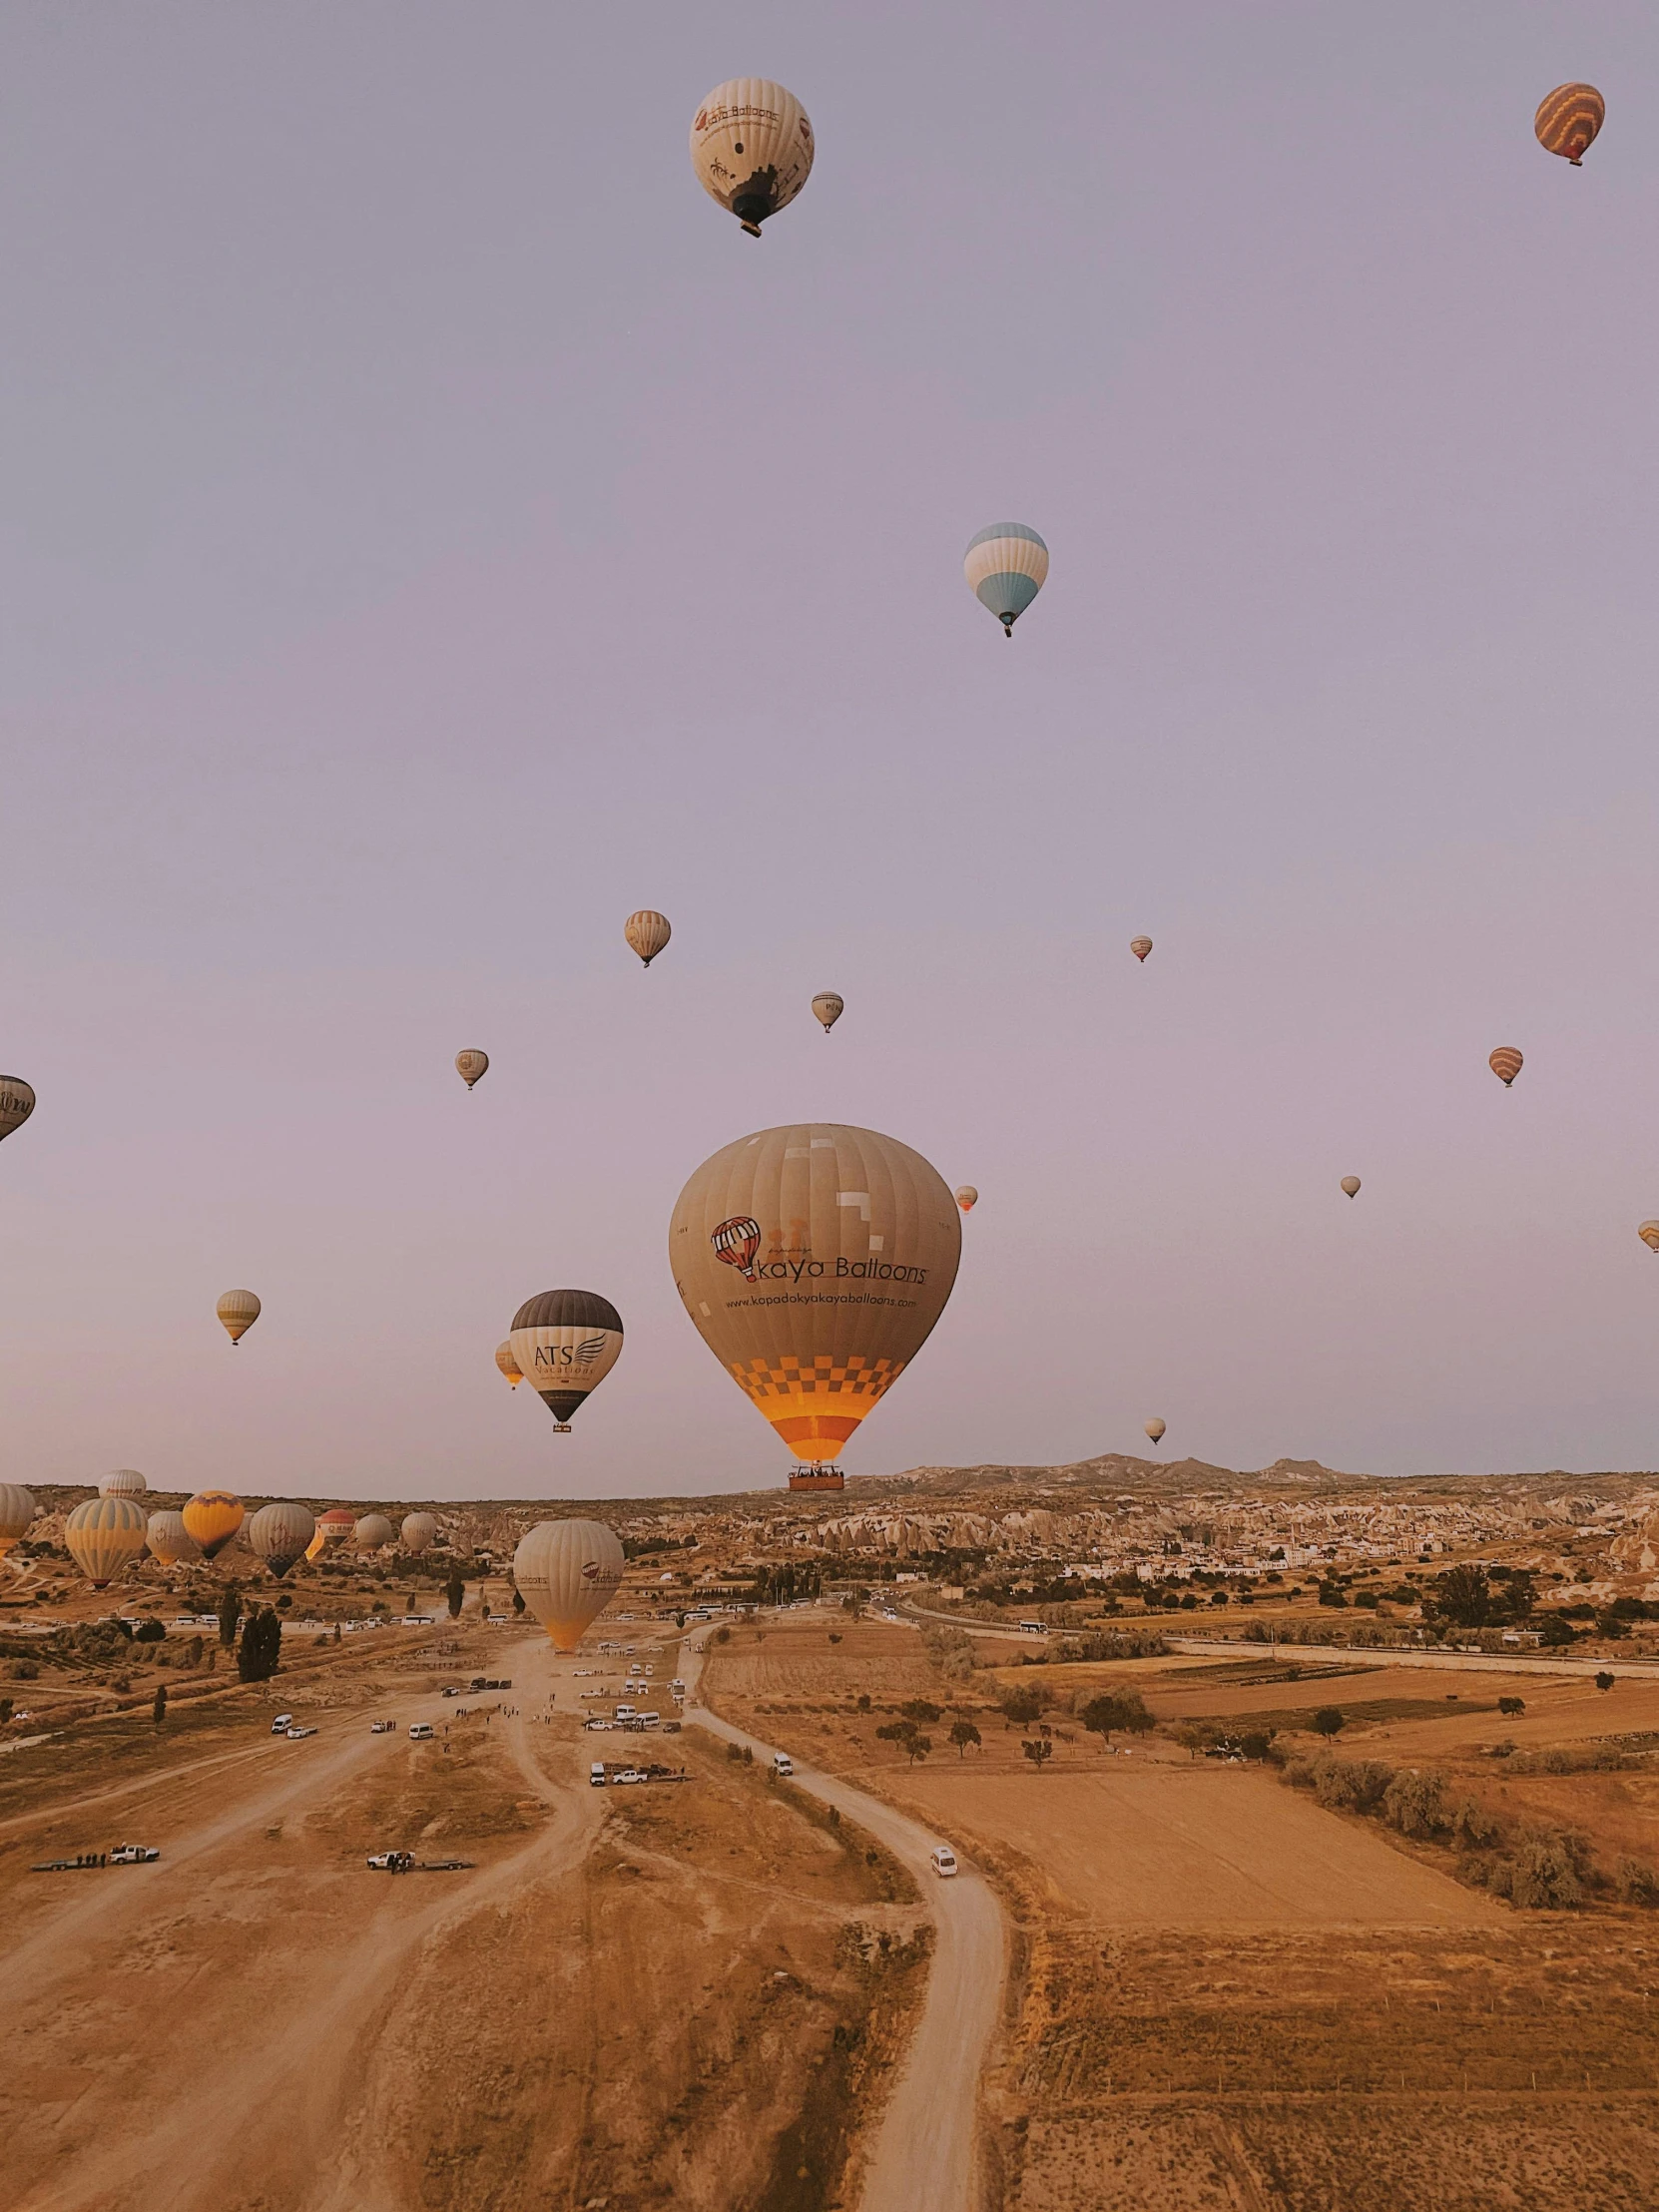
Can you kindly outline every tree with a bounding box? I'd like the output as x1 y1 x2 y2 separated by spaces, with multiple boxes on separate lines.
905 1733 932 1767
1535 1612 1575 1647
899 1699 942 1726
999 1686 1046 1729
134 1618 166 1644
1080 1691 1152 1749
1021 1738 1053 1773
237 1609 282 1684
0 1696 13 1726
1596 1671 1615 1693
152 1685 168 1728
184 1635 204 1667
512 1588 526 1616
1239 1730 1274 1762
1497 1696 1525 1717
445 1575 464 1620
218 1583 244 1650
949 1720 981 1759
1311 1708 1346 1737
1422 1564 1493 1631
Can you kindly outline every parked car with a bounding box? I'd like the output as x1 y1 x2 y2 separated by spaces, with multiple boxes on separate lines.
369 1720 395 1735
929 1846 959 1879
584 1718 610 1732
271 1714 295 1734
285 1726 317 1740
366 1851 414 1872
663 1721 682 1734
109 1844 160 1865
773 1753 794 1778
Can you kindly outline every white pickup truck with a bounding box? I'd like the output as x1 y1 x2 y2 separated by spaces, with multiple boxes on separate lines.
109 1844 160 1865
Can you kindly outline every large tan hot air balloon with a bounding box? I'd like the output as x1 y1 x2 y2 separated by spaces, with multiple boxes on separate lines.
455 1049 489 1092
1638 1222 1659 1256
509 1291 624 1432
354 1512 395 1552
249 1500 315 1578
401 1511 438 1553
1144 1418 1166 1446
182 1489 245 1560
624 910 672 968
954 1186 978 1214
1489 1047 1524 1089
1340 1177 1362 1200
690 80 814 238
513 1518 625 1651
1535 83 1604 166
812 992 844 1034
0 1483 37 1560
99 1467 148 1500
65 1496 148 1588
495 1340 523 1389
146 1509 201 1566
216 1290 261 1346
1130 936 1153 963
0 1076 35 1143
669 1122 962 1491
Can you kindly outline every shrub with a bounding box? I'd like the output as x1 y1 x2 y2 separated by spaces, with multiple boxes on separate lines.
1382 1769 1448 1837
1595 1672 1616 1692
1311 1707 1346 1737
1497 1696 1525 1717
133 1618 166 1644
1612 1856 1659 1906
855 1693 870 1712
1485 1825 1590 1910
999 1686 1048 1728
1239 1730 1274 1762
1316 1758 1394 1815
1449 1797 1501 1850
899 1700 942 1726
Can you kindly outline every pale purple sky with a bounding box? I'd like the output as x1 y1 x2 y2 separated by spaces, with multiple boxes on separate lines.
2 4 1658 1501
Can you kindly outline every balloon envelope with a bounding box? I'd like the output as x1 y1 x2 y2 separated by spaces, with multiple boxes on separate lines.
65 1496 148 1588
1639 1222 1659 1255
1340 1177 1362 1199
1489 1047 1524 1088
954 1186 978 1214
183 1489 245 1560
624 910 671 967
455 1049 489 1091
1535 83 1604 164
812 992 844 1033
354 1513 395 1552
0 1482 37 1556
249 1500 315 1577
99 1468 148 1500
495 1340 523 1388
147 1509 201 1566
401 1511 438 1552
317 1508 355 1545
217 1290 261 1345
963 523 1048 636
513 1519 624 1651
510 1290 624 1428
669 1122 962 1470
1144 1418 1166 1445
690 80 814 236
0 1076 35 1142
1130 936 1153 962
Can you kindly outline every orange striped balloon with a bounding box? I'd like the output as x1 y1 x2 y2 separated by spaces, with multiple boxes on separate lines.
1535 84 1604 167
1489 1046 1524 1089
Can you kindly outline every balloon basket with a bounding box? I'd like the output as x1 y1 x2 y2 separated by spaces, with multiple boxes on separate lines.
788 1468 844 1492
553 1423 572 1434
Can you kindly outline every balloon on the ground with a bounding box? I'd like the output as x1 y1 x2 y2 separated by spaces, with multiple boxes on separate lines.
146 1509 200 1566
0 1483 37 1558
1535 83 1604 165
513 1518 625 1651
183 1490 245 1559
217 1290 261 1346
455 1050 489 1091
1144 1418 1166 1446
249 1500 315 1577
0 1077 35 1143
353 1512 395 1552
401 1511 438 1552
1639 1222 1659 1255
1489 1047 1524 1089
495 1340 523 1389
690 80 814 238
65 1496 148 1588
954 1186 978 1214
1340 1177 1362 1199
1130 936 1153 963
812 992 843 1033
305 1506 356 1562
669 1122 962 1479
509 1292 624 1431
99 1468 148 1499
963 523 1048 638
624 910 671 968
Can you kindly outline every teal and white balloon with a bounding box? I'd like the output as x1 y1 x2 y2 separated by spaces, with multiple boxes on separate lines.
964 523 1048 639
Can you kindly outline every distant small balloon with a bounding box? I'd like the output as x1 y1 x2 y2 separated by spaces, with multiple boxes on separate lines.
0 1077 35 1143
812 992 843 1033
1639 1222 1659 1255
1144 1418 1166 1446
455 1049 489 1092
1130 937 1153 963
963 523 1048 638
625 910 672 968
217 1290 261 1346
1535 83 1604 166
496 1340 523 1389
954 1186 978 1214
99 1468 148 1500
1340 1177 1362 1199
0 1483 37 1558
1489 1047 1524 1089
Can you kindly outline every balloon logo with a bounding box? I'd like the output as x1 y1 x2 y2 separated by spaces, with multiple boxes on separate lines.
711 1215 763 1284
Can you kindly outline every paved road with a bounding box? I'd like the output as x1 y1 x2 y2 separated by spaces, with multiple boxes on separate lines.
682 1629 1005 2212
1162 1634 1659 1680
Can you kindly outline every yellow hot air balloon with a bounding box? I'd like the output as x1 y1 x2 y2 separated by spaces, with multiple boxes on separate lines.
669 1122 962 1490
513 1518 624 1650
65 1495 148 1588
217 1290 261 1346
690 80 814 239
146 1509 200 1566
1489 1047 1524 1089
354 1512 395 1552
183 1489 245 1560
495 1340 523 1389
1144 1418 1166 1446
1130 936 1153 963
624 910 672 968
1535 83 1604 166
401 1511 437 1552
1638 1222 1659 1255
1340 1177 1362 1199
0 1076 35 1143
455 1049 489 1092
0 1483 37 1560
249 1500 315 1577
812 992 844 1033
99 1467 148 1500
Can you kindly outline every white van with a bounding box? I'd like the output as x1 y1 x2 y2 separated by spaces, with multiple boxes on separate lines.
270 1714 294 1735
773 1753 794 1778
408 1723 435 1741
929 1846 959 1878
589 1762 608 1787
614 1705 636 1721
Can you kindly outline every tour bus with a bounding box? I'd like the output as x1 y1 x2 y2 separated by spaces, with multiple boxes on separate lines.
1018 1620 1045 1635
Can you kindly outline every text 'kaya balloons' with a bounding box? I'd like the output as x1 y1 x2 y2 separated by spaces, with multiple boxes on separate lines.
65 1495 148 1587
509 1291 624 1431
1535 83 1604 166
670 1122 962 1483
217 1290 261 1346
455 1049 489 1092
964 523 1048 638
624 910 672 968
691 80 814 238
513 1518 624 1651
183 1489 245 1560
249 1500 315 1577
1489 1046 1524 1089
0 1483 37 1558
0 1076 35 1143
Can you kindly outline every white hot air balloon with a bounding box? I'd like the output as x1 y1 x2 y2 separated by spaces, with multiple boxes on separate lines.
690 80 815 239
99 1468 149 1500
964 524 1048 638
0 1483 37 1560
354 1512 395 1552
249 1500 316 1578
513 1519 624 1651
401 1511 438 1553
1144 1418 1166 1447
146 1509 201 1566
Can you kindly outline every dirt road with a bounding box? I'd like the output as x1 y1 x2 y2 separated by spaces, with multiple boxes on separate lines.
1164 1634 1659 1680
684 1626 1006 2212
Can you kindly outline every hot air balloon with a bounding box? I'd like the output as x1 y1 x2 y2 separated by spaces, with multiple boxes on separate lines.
812 992 843 1034
0 1076 35 1143
65 1495 148 1588
146 1509 200 1566
305 1506 356 1563
401 1511 438 1553
1489 1047 1524 1089
509 1292 624 1432
249 1500 316 1578
455 1049 489 1092
954 1186 978 1214
513 1518 625 1651
1130 936 1153 963
99 1468 148 1500
1341 1177 1362 1200
182 1489 245 1560
0 1483 37 1560
1535 83 1604 166
495 1340 524 1389
1639 1223 1659 1255
353 1512 395 1552
669 1122 962 1490
624 910 672 968
964 524 1048 638
217 1290 261 1346
690 80 814 238
1144 1418 1166 1446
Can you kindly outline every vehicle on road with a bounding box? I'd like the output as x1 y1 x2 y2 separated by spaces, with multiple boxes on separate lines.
109 1844 161 1865
366 1851 414 1872
590 1762 607 1786
271 1714 294 1734
370 1720 395 1734
285 1725 317 1740
615 1704 636 1720
1018 1620 1045 1635
613 1769 645 1785
663 1721 682 1733
929 1846 959 1878
584 1718 610 1731
441 1686 461 1698
408 1722 434 1741
773 1753 794 1778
